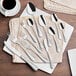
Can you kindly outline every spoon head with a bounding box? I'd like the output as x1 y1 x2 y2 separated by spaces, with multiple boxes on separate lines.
48 29 53 36
39 16 45 27
27 2 36 15
40 15 46 24
49 27 55 35
60 23 64 30
29 2 36 12
51 13 58 22
27 18 33 26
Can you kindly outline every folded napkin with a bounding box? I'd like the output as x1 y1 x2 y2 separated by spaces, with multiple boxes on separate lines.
44 0 76 14
8 16 64 63
51 0 76 10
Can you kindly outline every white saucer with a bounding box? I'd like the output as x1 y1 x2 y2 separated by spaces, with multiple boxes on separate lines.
0 0 21 16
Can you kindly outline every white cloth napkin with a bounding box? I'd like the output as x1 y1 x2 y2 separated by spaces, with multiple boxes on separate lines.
68 49 76 76
51 0 76 10
44 0 76 14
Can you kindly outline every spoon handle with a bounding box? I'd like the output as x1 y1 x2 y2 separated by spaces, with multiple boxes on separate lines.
27 48 47 63
36 22 42 37
32 26 43 50
20 56 38 71
53 36 60 53
60 23 66 42
43 39 53 69
43 27 51 47
23 26 37 43
33 16 42 37
62 30 66 42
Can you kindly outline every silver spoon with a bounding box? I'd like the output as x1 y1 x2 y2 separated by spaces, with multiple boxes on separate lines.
27 2 36 15
26 2 42 37
43 39 53 69
49 27 60 53
60 23 66 42
20 20 37 43
39 15 52 47
52 13 62 40
27 18 43 50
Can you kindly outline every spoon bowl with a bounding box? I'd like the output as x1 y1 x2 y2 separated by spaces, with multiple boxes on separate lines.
27 2 36 15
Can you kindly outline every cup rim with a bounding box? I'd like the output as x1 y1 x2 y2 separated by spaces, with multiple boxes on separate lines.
0 0 21 16
0 0 17 10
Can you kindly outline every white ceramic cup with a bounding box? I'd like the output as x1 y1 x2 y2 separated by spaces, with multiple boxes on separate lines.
0 0 21 16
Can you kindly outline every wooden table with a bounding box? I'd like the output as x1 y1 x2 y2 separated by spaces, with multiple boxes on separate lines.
0 0 76 76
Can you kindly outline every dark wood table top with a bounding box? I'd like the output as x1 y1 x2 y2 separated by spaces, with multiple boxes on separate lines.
0 0 76 76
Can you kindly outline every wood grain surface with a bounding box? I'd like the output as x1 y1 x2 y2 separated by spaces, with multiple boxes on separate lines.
0 0 76 76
